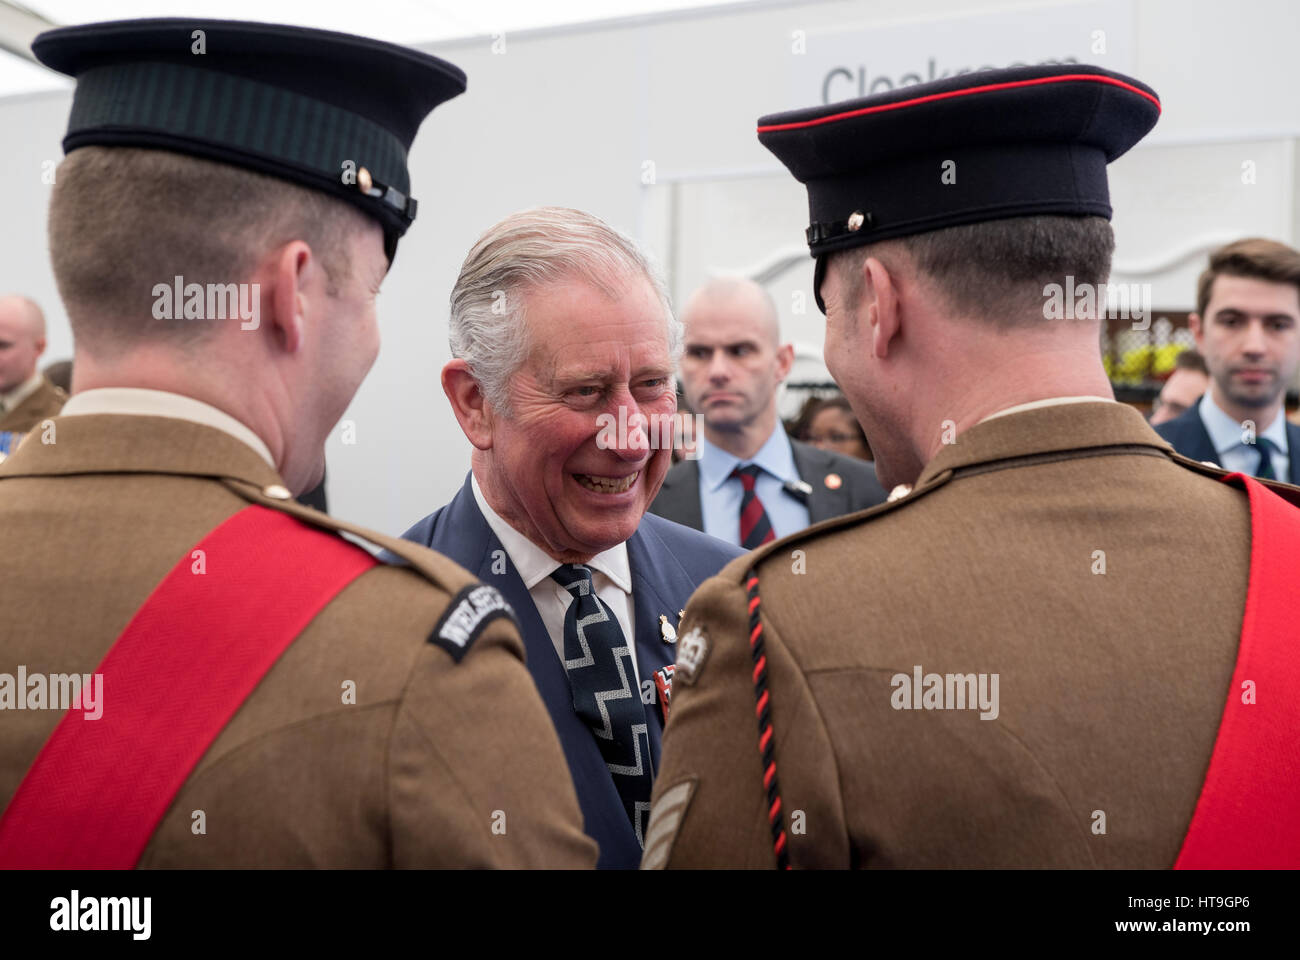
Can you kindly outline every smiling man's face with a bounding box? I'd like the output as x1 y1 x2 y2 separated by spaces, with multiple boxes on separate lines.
480 272 676 562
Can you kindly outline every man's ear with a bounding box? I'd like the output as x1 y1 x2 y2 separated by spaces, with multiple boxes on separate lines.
774 342 795 382
268 240 313 354
863 256 902 360
442 359 494 450
1188 312 1205 350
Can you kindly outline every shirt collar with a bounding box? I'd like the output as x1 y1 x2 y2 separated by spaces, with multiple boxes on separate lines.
60 388 276 467
470 472 631 594
978 395 1117 424
0 372 46 411
698 424 798 492
1198 391 1288 455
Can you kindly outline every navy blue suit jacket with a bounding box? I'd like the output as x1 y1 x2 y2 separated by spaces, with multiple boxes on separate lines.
395 474 742 868
1153 402 1300 480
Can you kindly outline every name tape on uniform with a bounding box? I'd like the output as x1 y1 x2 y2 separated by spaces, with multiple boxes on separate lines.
428 584 517 662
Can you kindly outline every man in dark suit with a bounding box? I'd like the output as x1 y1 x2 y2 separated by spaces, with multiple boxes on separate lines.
650 277 886 546
397 207 741 868
1154 238 1300 482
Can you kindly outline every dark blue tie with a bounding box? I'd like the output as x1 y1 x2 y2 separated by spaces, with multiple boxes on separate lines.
1252 437 1279 480
551 563 652 846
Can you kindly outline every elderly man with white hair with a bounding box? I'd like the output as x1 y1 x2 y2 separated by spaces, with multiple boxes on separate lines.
397 207 741 868
0 296 66 440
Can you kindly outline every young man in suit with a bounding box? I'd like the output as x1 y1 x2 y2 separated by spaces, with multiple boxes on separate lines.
1154 239 1300 481
650 277 886 549
397 207 742 868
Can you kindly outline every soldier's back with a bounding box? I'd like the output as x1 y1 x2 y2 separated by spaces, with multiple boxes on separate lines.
650 403 1259 868
0 414 596 868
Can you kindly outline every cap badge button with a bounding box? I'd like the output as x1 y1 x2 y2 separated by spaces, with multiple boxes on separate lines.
846 211 866 232
357 166 373 194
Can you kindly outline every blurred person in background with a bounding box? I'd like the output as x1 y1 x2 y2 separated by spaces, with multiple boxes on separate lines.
0 296 66 438
791 392 873 461
651 276 885 547
1148 349 1209 427
1155 239 1300 482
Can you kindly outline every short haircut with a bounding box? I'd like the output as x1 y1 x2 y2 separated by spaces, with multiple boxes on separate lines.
48 146 371 354
1195 238 1300 318
831 214 1115 326
0 295 45 338
1174 348 1208 374
684 276 780 346
448 206 678 415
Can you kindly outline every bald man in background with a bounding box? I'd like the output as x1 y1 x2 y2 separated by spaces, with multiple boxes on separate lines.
650 277 885 548
0 296 66 438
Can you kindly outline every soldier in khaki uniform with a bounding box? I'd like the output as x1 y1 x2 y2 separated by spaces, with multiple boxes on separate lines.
644 65 1300 868
0 18 596 869
0 297 66 439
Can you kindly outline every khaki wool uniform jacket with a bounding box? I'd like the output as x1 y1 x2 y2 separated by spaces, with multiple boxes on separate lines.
644 400 1298 869
0 376 67 436
0 413 597 868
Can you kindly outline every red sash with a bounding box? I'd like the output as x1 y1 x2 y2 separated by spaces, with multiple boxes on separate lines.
1176 473 1300 868
0 505 377 869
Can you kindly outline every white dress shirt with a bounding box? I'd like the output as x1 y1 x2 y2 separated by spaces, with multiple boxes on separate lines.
470 474 641 689
696 427 811 545
59 388 275 467
1197 391 1290 484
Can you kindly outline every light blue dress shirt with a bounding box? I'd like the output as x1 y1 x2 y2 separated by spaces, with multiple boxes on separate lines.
1198 392 1290 484
696 428 812 546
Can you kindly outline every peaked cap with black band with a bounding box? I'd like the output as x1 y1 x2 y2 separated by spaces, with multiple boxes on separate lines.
32 18 467 263
756 64 1161 312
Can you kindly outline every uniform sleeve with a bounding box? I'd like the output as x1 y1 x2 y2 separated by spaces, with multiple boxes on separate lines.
642 570 849 869
388 614 598 868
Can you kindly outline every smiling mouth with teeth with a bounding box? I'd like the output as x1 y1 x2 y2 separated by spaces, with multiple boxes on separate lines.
575 471 639 494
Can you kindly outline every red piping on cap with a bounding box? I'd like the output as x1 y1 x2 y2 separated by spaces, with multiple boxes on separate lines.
756 73 1161 133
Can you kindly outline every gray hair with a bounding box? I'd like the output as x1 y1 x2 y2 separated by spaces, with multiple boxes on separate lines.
448 206 679 413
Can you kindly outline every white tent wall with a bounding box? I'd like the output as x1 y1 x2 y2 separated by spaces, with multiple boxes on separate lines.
1 0 1297 536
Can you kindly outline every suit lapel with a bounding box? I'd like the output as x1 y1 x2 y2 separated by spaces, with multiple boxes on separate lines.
1185 408 1221 465
791 439 850 523
424 476 640 867
626 521 690 772
656 459 705 530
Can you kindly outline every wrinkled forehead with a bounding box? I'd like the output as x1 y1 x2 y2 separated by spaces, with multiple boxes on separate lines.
524 284 673 383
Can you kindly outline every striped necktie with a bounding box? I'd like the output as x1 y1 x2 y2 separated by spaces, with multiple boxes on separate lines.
550 563 653 845
732 463 776 550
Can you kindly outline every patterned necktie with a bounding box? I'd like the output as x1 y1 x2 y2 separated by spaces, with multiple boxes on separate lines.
550 563 653 846
1253 437 1279 480
732 464 776 549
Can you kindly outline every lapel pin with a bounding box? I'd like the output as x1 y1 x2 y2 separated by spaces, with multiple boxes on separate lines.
659 614 677 644
824 472 843 490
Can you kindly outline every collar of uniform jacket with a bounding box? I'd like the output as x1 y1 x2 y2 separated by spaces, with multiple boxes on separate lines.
0 406 283 490
915 398 1176 487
